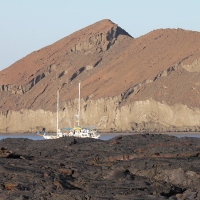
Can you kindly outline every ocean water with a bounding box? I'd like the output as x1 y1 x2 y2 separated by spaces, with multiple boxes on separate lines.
0 132 200 141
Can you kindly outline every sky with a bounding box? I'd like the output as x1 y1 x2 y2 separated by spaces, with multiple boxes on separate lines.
0 0 200 71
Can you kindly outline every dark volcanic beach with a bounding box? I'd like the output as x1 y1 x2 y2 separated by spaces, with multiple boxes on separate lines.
0 134 199 200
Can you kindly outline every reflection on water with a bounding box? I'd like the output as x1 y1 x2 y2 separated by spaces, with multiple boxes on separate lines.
0 132 200 141
100 132 200 140
162 132 200 138
0 133 44 141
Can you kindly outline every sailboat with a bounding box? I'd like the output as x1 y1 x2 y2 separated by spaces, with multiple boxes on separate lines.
39 82 100 139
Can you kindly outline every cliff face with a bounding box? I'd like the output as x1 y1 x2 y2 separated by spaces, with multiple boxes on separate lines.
1 98 200 133
1 19 200 133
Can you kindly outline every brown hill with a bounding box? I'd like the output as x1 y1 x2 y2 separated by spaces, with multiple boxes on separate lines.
1 19 200 133
0 19 133 111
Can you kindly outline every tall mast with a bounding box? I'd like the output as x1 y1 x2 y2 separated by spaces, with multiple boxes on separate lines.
78 82 81 126
57 90 59 136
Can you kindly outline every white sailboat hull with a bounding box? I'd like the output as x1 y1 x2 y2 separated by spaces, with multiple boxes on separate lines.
43 135 58 139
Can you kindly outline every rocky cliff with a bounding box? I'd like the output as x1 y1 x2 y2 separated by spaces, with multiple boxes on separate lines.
1 19 200 133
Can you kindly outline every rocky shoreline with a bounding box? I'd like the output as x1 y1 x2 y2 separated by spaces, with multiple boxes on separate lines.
0 134 199 199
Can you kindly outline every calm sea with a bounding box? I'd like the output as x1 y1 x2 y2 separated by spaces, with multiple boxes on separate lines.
0 132 200 141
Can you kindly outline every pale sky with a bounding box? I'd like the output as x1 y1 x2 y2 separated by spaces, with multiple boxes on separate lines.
0 0 200 71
